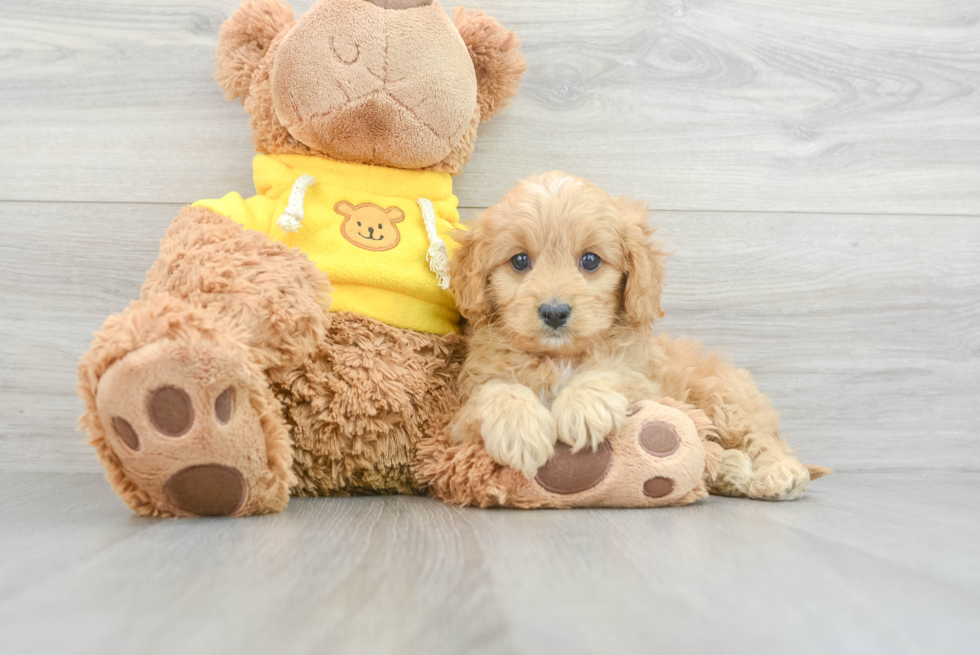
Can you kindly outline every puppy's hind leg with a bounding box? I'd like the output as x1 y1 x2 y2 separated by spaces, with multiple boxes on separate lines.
708 437 815 501
656 336 823 501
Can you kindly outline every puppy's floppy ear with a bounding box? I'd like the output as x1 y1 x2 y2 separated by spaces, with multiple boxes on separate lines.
450 213 494 324
215 0 295 101
616 196 667 328
453 8 527 122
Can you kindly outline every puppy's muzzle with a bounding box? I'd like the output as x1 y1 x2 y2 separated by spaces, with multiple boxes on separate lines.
539 303 572 330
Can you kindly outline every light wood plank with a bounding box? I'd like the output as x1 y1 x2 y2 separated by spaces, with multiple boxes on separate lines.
0 471 154 601
0 471 978 655
1 201 977 473
750 471 980 594
1 1 979 213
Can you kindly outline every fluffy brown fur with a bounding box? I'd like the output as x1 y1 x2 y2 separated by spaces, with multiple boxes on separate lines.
78 0 525 517
79 208 465 516
277 312 464 497
215 0 296 102
78 207 321 516
448 172 829 500
141 206 330 374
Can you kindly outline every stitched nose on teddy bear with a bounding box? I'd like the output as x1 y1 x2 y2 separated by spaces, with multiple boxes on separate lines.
362 0 433 8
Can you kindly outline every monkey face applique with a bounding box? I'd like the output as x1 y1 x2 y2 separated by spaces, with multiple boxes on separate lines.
335 201 404 252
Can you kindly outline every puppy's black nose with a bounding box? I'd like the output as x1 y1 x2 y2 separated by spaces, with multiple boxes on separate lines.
539 303 572 329
368 227 375 234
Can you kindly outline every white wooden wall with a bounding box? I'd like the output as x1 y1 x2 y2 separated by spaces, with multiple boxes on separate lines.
2 0 978 474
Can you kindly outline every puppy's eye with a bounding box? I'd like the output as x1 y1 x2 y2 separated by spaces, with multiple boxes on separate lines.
357 221 361 226
510 253 531 272
580 252 601 271
378 224 383 229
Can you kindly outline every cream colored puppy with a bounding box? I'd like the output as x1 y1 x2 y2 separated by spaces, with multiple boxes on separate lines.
448 172 823 501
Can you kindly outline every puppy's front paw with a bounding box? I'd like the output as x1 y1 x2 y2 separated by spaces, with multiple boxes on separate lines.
553 383 629 453
748 458 810 501
480 388 558 479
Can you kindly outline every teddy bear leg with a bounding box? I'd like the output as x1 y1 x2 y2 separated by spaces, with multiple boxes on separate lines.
278 313 464 497
81 299 295 516
78 207 329 516
417 398 722 509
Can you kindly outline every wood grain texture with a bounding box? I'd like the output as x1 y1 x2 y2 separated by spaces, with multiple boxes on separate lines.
1 1 979 212
1 470 978 655
2 1 979 651
2 202 977 473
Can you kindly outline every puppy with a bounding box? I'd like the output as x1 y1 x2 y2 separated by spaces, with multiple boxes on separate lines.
449 171 823 500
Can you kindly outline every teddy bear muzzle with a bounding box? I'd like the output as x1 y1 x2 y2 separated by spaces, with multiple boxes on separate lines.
269 0 478 169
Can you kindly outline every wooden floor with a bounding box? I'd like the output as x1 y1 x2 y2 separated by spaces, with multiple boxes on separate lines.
1 1 979 653
1 470 979 654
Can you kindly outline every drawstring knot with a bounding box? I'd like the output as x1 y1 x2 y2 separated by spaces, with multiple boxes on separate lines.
417 197 451 290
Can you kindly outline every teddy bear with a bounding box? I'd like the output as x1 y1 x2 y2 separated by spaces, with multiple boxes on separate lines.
77 0 528 517
77 0 721 517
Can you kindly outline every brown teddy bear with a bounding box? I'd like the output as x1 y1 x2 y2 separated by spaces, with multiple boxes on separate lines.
77 0 528 517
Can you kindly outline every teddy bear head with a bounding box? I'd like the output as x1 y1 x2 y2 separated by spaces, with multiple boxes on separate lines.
215 0 526 174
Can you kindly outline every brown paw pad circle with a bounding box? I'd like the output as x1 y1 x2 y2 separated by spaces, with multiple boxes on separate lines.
164 464 246 517
639 420 680 457
643 477 675 498
535 441 613 495
148 386 194 437
215 387 235 424
111 417 141 451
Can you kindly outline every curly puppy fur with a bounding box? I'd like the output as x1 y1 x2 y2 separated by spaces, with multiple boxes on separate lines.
446 172 828 500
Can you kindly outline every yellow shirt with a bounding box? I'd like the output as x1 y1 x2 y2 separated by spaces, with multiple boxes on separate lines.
194 154 463 335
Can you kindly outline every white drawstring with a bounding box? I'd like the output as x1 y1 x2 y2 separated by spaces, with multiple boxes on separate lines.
417 197 451 290
277 174 317 233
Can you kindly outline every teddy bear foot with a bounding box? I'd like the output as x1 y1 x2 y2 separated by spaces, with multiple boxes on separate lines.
417 398 722 509
524 399 720 507
92 323 294 517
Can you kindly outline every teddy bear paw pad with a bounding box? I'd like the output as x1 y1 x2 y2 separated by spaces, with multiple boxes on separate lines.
638 421 680 457
642 476 675 498
534 441 612 495
164 464 247 517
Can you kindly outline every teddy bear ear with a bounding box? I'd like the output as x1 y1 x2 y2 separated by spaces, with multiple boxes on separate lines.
453 8 527 122
334 201 355 217
385 207 406 223
215 0 296 101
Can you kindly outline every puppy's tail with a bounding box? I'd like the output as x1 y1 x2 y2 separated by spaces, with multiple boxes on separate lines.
806 464 834 481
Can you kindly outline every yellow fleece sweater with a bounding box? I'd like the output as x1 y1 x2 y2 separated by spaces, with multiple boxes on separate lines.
194 154 463 335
